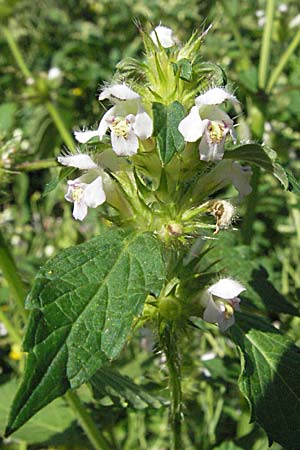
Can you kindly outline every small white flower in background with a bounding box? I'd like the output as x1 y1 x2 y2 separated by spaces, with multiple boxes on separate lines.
178 87 239 162
150 25 176 48
289 14 300 28
201 278 246 332
75 84 153 157
278 3 288 13
58 153 106 221
48 67 62 81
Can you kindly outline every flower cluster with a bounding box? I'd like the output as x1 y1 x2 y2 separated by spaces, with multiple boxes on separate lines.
56 25 253 331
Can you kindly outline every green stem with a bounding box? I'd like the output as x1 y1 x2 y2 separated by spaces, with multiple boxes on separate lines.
0 309 22 344
2 26 32 79
162 326 182 450
45 102 76 150
3 27 75 152
0 229 28 321
258 0 275 89
220 0 251 70
241 167 260 245
15 159 58 172
65 390 112 450
266 27 300 93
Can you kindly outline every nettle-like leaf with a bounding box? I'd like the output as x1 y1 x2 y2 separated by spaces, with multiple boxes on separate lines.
153 101 186 165
6 228 165 436
90 366 167 409
231 313 300 448
0 379 75 444
224 143 289 189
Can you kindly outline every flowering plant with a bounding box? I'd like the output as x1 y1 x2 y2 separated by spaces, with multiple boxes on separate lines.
3 22 300 450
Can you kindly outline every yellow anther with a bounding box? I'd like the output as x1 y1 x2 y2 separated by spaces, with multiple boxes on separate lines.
208 122 225 143
224 302 234 319
112 118 131 138
72 186 84 202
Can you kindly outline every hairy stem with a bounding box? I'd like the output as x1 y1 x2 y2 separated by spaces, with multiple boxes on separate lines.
65 390 112 450
162 326 182 450
2 26 32 79
266 27 300 93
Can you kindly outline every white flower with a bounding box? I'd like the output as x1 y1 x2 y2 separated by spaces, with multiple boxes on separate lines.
48 67 62 81
178 87 239 161
150 25 176 48
228 162 252 199
58 153 106 220
202 278 245 332
74 84 153 157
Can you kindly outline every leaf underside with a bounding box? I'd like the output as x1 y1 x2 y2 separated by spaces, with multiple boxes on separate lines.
6 228 165 436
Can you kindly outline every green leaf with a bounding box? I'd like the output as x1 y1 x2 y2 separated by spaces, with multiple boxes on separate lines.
153 101 186 165
0 379 74 444
90 366 167 409
286 168 300 194
177 58 193 81
224 144 289 189
6 228 165 436
231 312 300 448
43 166 75 197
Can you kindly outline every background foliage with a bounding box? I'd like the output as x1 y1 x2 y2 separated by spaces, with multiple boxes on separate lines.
1 0 300 449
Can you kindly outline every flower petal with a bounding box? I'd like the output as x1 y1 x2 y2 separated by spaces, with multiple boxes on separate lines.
218 314 235 332
98 107 115 139
196 87 239 107
208 278 246 299
64 184 74 203
58 153 97 169
111 130 139 156
203 297 224 324
178 106 208 142
84 176 106 208
200 105 233 127
72 200 88 221
150 25 176 48
199 132 226 161
99 84 140 102
74 130 99 144
230 162 253 198
133 110 153 140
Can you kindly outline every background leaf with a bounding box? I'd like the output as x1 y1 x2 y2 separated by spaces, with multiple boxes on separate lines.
231 312 300 449
90 366 167 409
224 144 289 189
153 101 186 165
6 228 165 435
